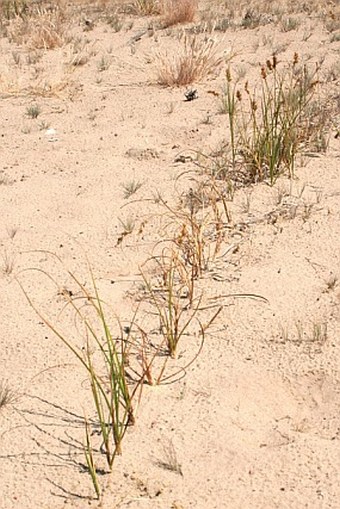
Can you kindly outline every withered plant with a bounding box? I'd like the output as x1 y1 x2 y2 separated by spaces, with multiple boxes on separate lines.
0 0 27 20
140 249 202 359
6 2 67 49
140 249 222 362
161 0 197 28
164 180 229 278
155 31 224 86
131 0 160 15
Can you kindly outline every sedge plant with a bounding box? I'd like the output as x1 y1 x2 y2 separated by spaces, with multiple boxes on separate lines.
222 54 323 184
84 417 101 498
141 249 202 359
140 250 222 371
157 184 227 285
128 321 208 386
19 257 144 495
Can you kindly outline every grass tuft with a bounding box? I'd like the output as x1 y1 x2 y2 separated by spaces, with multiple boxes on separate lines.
19 257 146 495
131 0 160 15
7 5 67 49
161 0 197 28
0 0 27 20
156 440 183 475
1 250 15 275
221 54 328 184
26 103 41 119
0 379 16 411
122 179 143 199
141 251 201 359
155 31 225 87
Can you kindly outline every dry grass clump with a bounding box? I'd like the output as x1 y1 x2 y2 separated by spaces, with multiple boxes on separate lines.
155 32 225 86
1 0 116 49
161 0 197 28
200 0 276 30
324 9 340 33
161 190 226 279
130 0 161 15
0 0 113 21
199 0 339 32
7 6 67 49
0 0 28 20
29 11 66 49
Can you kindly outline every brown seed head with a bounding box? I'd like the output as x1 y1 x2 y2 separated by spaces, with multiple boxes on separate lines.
261 66 267 79
266 59 273 71
226 67 232 82
236 90 242 101
293 52 298 65
272 54 277 69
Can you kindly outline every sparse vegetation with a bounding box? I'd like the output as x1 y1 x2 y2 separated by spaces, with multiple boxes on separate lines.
240 9 264 29
105 11 124 32
7 7 67 49
118 215 136 235
2 1 340 505
20 260 145 496
26 103 41 118
0 0 27 20
294 320 328 346
155 31 225 86
161 0 197 28
156 440 183 475
20 245 220 494
280 16 300 32
324 274 338 292
97 55 110 72
0 379 16 410
1 251 15 275
221 54 329 184
131 0 160 15
6 226 18 239
141 251 202 359
122 179 143 199
157 183 229 282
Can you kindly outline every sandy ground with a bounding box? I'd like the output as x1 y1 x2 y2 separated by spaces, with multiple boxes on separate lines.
0 1 340 508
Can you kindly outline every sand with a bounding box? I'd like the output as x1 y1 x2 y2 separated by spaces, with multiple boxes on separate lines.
0 1 339 508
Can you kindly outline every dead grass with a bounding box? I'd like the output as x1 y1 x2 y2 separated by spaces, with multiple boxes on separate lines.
155 32 225 86
0 0 27 20
7 7 67 49
199 0 339 32
161 0 197 28
0 73 78 99
129 0 160 15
